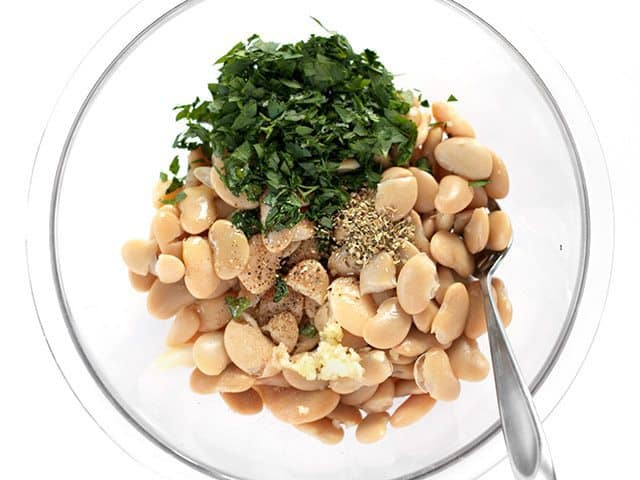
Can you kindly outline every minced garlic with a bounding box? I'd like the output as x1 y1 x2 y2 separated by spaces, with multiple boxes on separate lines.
320 318 343 343
277 317 364 382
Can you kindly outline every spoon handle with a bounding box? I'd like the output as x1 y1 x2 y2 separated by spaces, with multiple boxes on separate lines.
480 275 557 480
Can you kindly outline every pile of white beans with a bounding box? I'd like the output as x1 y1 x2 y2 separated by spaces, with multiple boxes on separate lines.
122 98 513 445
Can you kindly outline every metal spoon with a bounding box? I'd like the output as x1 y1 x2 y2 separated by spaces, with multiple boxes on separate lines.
475 200 556 480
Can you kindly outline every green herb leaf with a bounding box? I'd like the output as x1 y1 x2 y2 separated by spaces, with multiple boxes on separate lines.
281 79 303 89
230 209 262 237
169 155 180 175
165 176 185 194
160 191 187 205
310 16 334 34
159 172 168 182
273 276 289 303
225 296 251 319
299 323 318 338
415 157 432 173
295 125 313 135
447 94 458 102
468 179 490 187
420 99 430 108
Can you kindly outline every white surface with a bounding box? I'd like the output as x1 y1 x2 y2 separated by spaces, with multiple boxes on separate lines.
0 1 636 479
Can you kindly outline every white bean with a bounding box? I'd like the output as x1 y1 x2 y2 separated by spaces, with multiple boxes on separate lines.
128 270 155 292
487 211 512 251
430 231 475 278
407 210 430 253
356 412 389 444
431 283 469 344
179 185 217 234
193 331 230 376
155 254 185 283
256 386 340 425
208 219 250 279
434 175 474 214
390 394 436 428
412 300 439 333
221 389 263 415
183 236 220 299
121 239 157 276
421 126 443 163
328 403 362 427
447 336 490 381
147 279 195 320
434 137 493 180
375 169 418 221
224 319 274 376
414 348 460 401
328 277 376 336
361 378 395 413
166 306 200 346
363 297 412 349
463 208 490 254
397 253 439 315
360 251 396 295
341 385 378 406
409 167 438 213
485 151 510 199
295 418 344 444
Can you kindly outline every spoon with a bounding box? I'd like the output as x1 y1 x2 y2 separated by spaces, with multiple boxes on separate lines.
475 200 556 480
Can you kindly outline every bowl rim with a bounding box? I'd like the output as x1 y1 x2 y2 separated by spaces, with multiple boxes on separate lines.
26 0 615 479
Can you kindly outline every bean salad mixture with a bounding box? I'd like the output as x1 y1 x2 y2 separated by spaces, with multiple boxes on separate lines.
122 29 513 445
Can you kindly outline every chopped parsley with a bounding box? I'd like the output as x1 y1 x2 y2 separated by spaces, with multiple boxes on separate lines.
230 209 262 237
415 157 432 173
273 276 289 303
447 94 458 102
165 176 184 194
225 296 251 319
169 155 180 174
173 31 416 232
159 156 186 199
469 179 490 188
160 191 187 205
299 323 319 338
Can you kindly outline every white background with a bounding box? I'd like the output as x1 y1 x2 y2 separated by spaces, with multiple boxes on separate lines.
0 1 636 478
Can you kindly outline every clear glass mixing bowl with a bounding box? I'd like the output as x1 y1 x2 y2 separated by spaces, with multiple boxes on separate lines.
26 1 613 479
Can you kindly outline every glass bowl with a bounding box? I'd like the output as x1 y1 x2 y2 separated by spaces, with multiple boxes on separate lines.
26 0 613 479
